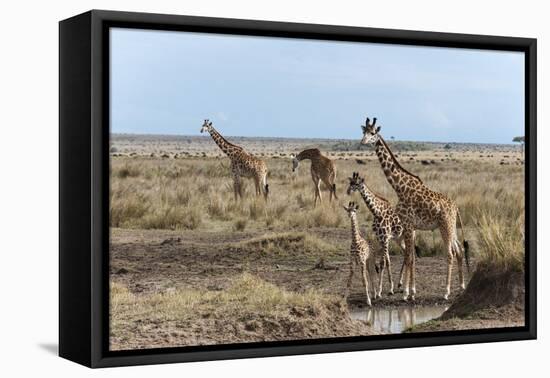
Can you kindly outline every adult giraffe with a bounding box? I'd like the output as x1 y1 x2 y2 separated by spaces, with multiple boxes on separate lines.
292 148 338 206
359 117 469 301
200 119 269 200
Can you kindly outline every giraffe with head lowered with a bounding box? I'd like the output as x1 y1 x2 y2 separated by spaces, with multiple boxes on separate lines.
343 201 375 306
292 148 337 206
359 117 469 301
200 119 269 200
347 171 411 298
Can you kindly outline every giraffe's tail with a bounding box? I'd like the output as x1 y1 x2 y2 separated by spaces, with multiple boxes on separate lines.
263 174 269 200
457 209 470 272
332 183 338 199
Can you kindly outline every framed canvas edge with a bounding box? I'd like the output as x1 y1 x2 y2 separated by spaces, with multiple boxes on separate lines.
59 9 537 369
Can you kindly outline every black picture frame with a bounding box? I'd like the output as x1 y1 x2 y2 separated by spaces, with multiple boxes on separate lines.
59 9 537 368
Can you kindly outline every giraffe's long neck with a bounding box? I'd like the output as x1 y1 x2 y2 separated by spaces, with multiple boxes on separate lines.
296 148 321 162
350 214 362 248
208 127 241 157
374 136 422 198
358 184 386 218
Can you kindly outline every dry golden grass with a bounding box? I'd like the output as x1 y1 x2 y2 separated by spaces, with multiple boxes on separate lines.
109 143 525 348
110 151 524 261
110 273 360 349
111 273 338 323
475 211 525 271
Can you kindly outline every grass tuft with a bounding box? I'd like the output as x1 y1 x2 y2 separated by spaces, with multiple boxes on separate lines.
475 211 524 272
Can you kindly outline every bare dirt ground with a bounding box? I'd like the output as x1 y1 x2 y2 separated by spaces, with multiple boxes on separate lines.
111 228 471 305
110 227 481 350
409 305 524 332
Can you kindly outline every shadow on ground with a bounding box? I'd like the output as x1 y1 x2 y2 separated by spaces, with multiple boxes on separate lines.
38 343 58 355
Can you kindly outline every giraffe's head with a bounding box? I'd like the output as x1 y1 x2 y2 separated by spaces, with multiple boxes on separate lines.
343 201 360 218
200 119 213 134
347 172 365 195
290 154 299 172
360 117 381 145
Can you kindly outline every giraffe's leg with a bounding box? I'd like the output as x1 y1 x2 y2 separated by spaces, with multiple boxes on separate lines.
376 240 392 298
311 172 317 207
376 248 385 299
453 238 465 290
233 175 241 201
397 237 406 289
326 180 336 202
237 176 244 199
262 173 269 200
254 175 261 196
398 259 406 289
344 258 355 299
385 245 395 295
312 176 321 207
410 231 416 300
313 187 319 207
361 262 372 307
402 230 415 301
316 179 322 204
440 222 454 300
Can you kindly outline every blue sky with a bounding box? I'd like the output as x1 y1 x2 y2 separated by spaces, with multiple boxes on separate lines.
110 28 524 144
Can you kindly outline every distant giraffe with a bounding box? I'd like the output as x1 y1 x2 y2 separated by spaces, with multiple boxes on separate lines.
292 148 337 206
347 172 410 297
200 119 269 200
360 117 469 301
343 201 374 306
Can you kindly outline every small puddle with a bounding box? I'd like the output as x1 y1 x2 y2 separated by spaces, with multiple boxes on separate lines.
350 306 448 334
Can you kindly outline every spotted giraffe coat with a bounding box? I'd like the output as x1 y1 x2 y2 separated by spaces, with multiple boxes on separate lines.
200 120 269 199
293 148 337 205
343 202 375 306
347 172 409 296
360 117 468 301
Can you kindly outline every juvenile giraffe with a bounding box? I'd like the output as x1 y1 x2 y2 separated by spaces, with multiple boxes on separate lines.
343 201 374 306
200 119 269 200
347 172 409 297
360 117 469 301
292 148 337 206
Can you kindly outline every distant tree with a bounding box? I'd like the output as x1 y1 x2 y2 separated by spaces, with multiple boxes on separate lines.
444 143 452 150
512 136 525 143
390 136 395 141
513 136 525 155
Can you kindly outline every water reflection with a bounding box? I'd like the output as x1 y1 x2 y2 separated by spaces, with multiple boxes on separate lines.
350 306 448 334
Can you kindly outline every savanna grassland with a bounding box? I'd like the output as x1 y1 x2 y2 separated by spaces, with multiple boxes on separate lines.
109 134 525 350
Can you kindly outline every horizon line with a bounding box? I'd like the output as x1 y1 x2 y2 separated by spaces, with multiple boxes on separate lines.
110 132 522 146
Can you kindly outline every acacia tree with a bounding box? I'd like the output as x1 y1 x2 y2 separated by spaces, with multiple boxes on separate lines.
513 136 525 155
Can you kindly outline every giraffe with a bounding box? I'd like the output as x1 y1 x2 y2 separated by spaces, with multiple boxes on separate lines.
359 117 469 301
292 148 337 206
347 171 409 297
343 201 374 306
200 119 269 200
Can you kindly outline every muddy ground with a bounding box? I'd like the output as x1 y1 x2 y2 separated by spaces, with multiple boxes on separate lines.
109 227 524 351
